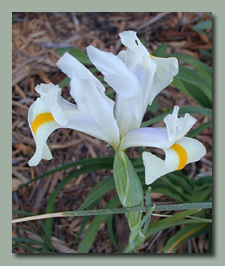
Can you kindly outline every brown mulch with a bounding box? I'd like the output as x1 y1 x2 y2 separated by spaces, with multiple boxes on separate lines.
12 12 212 253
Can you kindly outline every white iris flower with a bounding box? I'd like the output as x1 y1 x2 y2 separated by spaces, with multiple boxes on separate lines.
28 30 206 184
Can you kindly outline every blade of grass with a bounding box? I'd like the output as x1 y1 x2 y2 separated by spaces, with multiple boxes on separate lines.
44 162 114 241
77 196 121 253
107 214 121 252
164 223 208 253
20 157 114 188
13 202 212 224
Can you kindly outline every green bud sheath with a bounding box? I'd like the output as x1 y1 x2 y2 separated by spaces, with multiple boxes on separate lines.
113 148 145 251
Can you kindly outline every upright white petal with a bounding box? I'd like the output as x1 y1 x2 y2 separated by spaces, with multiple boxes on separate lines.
87 45 143 100
70 77 120 146
119 31 150 58
119 31 178 105
164 106 197 142
57 52 120 146
57 52 105 94
86 36 157 136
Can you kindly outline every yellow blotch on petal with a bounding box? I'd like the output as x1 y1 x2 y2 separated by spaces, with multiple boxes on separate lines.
149 53 155 59
32 113 55 134
171 143 188 170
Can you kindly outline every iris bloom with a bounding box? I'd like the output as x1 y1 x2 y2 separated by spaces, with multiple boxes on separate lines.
28 31 206 184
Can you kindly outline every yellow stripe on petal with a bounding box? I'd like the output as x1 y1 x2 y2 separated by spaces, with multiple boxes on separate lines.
32 113 55 134
171 143 188 170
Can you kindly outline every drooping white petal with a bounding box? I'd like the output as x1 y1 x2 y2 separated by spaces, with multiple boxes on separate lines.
28 83 120 166
143 136 206 185
121 127 172 151
35 83 75 126
176 137 206 164
149 56 178 105
143 149 180 185
28 98 62 166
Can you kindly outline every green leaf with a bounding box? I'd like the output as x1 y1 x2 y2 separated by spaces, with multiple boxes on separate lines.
145 209 202 239
129 205 155 245
78 196 121 253
12 237 49 252
107 214 121 252
188 120 212 138
113 149 143 209
151 182 188 202
143 188 152 234
164 223 208 253
73 199 101 249
20 157 114 188
192 20 212 33
152 42 167 57
78 175 115 211
45 161 114 242
12 243 45 253
113 149 143 228
168 53 212 82
172 66 212 108
147 98 159 113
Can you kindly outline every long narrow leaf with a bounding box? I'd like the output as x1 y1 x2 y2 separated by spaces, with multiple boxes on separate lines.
45 162 114 240
78 196 121 253
164 223 208 253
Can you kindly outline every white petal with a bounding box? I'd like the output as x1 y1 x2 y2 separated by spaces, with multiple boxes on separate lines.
119 31 178 105
57 52 105 94
118 48 157 111
28 83 119 166
175 114 197 141
149 56 178 105
69 76 120 146
57 52 120 146
143 149 179 185
121 127 172 150
87 45 145 136
176 137 206 164
114 96 140 137
164 105 197 142
164 106 180 143
86 45 142 99
143 137 206 185
119 31 150 58
28 98 62 166
35 83 75 126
